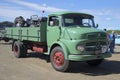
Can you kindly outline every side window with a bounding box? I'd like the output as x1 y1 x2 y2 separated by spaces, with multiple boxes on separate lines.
82 19 92 27
49 16 59 27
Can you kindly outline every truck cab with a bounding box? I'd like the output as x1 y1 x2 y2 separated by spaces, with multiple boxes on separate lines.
47 12 111 71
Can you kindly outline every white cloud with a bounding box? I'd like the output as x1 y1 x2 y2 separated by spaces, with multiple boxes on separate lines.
80 9 112 16
105 17 112 21
80 9 120 20
0 0 67 21
78 9 120 30
0 5 39 21
80 9 118 22
7 0 66 12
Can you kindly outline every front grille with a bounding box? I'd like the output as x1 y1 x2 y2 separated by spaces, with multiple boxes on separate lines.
87 32 107 39
85 41 107 51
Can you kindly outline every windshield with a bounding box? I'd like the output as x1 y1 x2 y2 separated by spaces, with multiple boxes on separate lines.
62 14 95 28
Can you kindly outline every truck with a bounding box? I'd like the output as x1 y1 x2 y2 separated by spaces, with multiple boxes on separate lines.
4 11 111 72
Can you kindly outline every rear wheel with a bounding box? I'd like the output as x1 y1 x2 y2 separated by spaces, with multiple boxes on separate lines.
50 47 69 72
13 41 27 58
86 59 103 66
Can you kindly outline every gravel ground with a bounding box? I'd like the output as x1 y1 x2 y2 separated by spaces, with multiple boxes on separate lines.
0 41 120 80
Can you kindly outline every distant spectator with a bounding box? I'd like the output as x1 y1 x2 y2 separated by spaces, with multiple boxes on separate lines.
109 31 115 53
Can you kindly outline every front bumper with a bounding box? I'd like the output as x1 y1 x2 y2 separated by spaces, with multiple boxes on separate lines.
68 52 112 61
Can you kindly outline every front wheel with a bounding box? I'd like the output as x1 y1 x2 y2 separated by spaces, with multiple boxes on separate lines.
86 59 103 66
50 47 69 72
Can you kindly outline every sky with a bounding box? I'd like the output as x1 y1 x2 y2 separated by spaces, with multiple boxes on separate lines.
0 0 120 30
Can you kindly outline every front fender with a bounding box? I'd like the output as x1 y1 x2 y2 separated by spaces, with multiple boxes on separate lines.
49 41 70 60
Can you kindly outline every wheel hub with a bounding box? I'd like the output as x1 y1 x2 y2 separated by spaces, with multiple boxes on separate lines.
53 51 64 66
14 44 18 55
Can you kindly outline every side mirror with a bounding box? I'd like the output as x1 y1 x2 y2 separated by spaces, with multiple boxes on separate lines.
95 24 98 28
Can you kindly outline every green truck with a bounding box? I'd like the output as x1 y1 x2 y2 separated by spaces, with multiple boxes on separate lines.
5 11 111 72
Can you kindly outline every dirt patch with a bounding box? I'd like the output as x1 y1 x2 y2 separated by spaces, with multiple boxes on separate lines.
0 41 120 80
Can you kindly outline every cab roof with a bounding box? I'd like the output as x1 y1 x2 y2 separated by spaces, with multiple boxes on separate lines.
49 11 94 18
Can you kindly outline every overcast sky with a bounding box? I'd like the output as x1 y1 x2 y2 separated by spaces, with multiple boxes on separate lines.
0 0 120 30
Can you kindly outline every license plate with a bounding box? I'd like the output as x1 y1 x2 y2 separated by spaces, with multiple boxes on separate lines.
101 46 107 53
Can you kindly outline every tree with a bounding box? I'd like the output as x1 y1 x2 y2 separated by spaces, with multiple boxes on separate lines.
107 30 120 35
0 21 14 28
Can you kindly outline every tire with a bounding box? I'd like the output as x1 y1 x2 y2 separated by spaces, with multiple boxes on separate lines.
86 59 103 66
13 41 27 58
50 46 69 72
12 40 16 51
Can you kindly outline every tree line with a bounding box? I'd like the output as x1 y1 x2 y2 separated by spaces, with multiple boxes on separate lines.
0 21 14 28
107 30 120 35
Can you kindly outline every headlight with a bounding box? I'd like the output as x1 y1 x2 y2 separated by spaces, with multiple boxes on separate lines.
77 45 85 51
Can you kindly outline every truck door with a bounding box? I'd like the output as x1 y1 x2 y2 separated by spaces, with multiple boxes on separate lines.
47 16 61 47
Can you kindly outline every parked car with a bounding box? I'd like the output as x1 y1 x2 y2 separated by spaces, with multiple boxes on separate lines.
115 35 120 45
